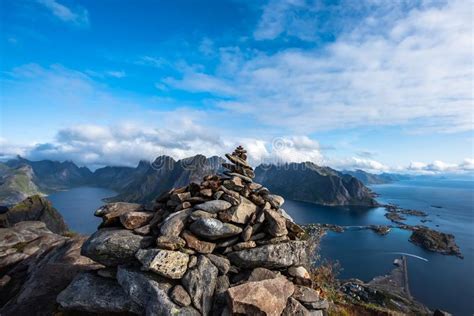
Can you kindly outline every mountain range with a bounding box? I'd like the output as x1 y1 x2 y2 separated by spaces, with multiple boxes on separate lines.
0 155 378 207
342 169 410 185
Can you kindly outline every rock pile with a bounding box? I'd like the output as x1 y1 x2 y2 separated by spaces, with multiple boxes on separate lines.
57 146 328 316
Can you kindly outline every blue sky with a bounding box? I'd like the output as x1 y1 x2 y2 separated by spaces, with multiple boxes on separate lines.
0 0 473 173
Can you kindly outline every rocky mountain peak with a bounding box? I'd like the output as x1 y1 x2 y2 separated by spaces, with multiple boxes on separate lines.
56 145 328 315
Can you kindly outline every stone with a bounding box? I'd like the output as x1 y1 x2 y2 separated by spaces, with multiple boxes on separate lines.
94 202 143 217
81 228 152 266
182 255 218 315
225 196 258 224
250 232 266 241
176 201 192 212
216 236 240 248
190 210 216 221
188 255 197 268
223 177 244 191
247 267 278 282
227 276 295 316
265 209 288 237
257 235 289 245
213 191 224 200
233 240 257 251
194 200 232 213
227 241 308 269
97 267 117 279
170 285 192 307
189 218 242 240
206 253 230 275
95 202 144 227
280 209 294 222
136 249 189 279
288 266 311 280
171 192 191 203
302 299 329 310
200 188 213 197
134 224 151 235
116 266 199 316
224 172 253 183
57 272 141 314
241 225 253 241
120 211 154 229
225 153 251 169
263 194 285 209
222 193 241 206
249 182 263 191
293 285 320 303
182 230 216 254
156 235 186 250
286 219 305 239
282 297 311 316
249 194 266 206
160 208 193 237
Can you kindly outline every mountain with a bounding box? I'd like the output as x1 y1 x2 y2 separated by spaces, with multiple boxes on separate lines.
107 155 225 203
255 162 377 206
343 169 411 185
92 160 151 191
0 195 68 234
0 163 43 206
5 156 92 190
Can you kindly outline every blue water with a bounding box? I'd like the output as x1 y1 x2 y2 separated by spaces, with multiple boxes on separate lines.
284 179 474 315
48 187 116 234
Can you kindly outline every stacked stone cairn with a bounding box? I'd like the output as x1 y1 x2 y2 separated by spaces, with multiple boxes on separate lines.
57 146 329 316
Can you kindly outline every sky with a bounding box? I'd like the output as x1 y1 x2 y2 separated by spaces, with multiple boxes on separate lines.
0 0 473 173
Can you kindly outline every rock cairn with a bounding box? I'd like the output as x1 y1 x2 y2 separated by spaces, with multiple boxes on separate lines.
57 146 329 316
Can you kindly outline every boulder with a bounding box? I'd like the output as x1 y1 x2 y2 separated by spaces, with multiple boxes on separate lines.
206 253 230 275
227 241 308 269
194 200 232 213
264 194 285 209
81 228 152 266
182 255 218 315
117 266 199 316
227 276 295 316
233 240 257 251
57 272 141 314
265 209 288 237
136 248 189 279
189 218 242 240
182 230 216 254
292 285 320 303
160 209 193 237
120 211 154 229
95 202 143 227
170 285 192 307
288 266 311 280
224 196 258 224
190 210 217 221
156 235 186 250
247 267 279 282
282 297 311 316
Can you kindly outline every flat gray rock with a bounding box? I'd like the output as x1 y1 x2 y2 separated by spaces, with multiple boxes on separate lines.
182 255 218 315
57 272 141 314
194 200 232 213
227 241 308 269
117 266 199 316
189 218 242 240
81 228 152 266
160 209 193 237
136 248 189 279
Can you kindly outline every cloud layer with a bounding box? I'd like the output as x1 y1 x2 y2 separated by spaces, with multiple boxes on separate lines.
164 0 473 134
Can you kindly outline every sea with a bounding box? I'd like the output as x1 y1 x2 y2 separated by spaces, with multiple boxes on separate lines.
48 179 474 315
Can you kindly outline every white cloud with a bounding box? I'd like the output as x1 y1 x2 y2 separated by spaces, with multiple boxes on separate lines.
408 159 474 173
167 0 473 134
106 71 126 78
37 0 89 26
330 157 390 173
